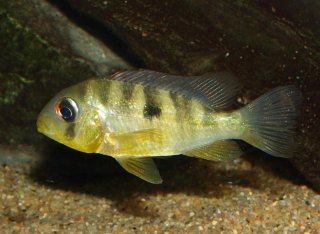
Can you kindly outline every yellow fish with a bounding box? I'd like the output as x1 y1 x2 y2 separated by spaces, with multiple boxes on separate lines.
37 70 301 183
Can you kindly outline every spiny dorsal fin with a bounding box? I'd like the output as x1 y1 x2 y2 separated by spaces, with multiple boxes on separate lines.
110 70 241 110
115 157 163 184
184 140 242 161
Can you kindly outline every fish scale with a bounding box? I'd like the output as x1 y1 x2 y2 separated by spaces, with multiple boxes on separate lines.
83 79 214 156
37 70 301 184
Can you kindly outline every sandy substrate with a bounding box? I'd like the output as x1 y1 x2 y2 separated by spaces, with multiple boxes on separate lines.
0 145 319 234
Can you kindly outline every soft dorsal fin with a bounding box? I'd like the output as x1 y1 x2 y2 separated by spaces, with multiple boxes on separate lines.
115 157 163 184
110 70 241 110
184 140 242 161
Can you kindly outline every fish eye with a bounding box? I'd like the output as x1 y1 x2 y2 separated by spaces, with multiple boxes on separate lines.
55 97 78 122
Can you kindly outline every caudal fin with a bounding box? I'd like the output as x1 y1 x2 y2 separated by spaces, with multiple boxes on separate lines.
240 85 302 157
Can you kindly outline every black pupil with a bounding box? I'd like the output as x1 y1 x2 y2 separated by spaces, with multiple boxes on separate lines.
59 98 76 122
60 106 72 119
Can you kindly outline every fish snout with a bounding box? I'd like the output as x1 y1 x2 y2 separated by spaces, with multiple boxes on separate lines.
36 116 50 134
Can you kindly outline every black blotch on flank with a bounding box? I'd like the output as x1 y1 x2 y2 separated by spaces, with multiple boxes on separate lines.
143 87 162 120
143 104 162 119
65 123 76 140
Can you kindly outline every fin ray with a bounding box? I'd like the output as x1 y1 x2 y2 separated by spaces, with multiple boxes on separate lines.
105 129 163 155
184 140 242 161
115 157 163 184
240 85 302 157
110 70 241 110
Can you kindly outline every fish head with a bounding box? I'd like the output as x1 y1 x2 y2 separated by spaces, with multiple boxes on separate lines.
37 80 103 153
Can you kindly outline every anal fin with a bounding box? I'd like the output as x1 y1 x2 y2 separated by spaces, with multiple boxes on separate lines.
184 140 242 161
115 157 163 184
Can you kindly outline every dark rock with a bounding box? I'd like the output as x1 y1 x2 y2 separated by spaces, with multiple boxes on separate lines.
0 0 131 147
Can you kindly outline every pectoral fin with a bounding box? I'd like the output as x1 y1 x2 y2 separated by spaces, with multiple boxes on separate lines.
105 129 163 155
184 140 242 161
123 129 163 143
115 157 163 184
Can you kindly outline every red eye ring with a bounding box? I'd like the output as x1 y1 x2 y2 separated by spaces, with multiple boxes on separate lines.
54 100 61 114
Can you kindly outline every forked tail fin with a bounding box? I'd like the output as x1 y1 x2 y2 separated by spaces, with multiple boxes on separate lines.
240 85 302 157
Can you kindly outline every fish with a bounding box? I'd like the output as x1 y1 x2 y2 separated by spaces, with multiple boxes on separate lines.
37 70 302 184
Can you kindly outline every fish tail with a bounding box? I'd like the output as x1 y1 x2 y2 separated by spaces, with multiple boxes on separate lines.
239 85 302 157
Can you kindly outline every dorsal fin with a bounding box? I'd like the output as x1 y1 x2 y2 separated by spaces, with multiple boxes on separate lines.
110 70 241 110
